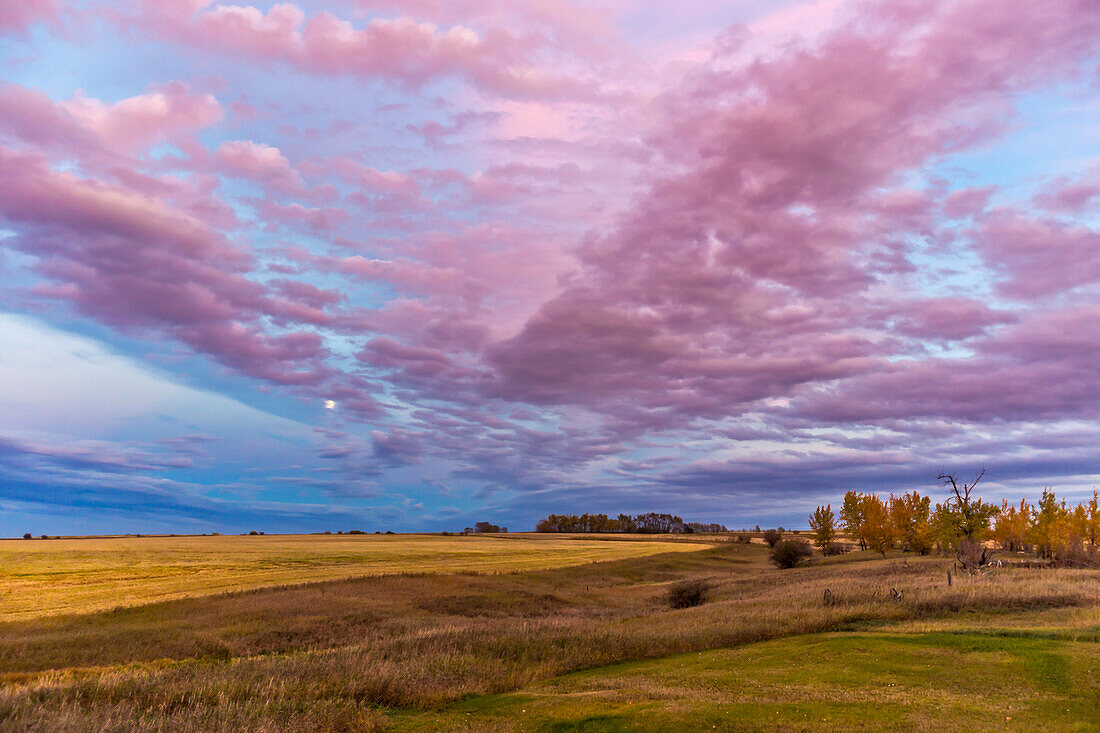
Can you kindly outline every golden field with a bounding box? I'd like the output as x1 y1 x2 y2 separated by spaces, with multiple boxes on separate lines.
0 532 706 621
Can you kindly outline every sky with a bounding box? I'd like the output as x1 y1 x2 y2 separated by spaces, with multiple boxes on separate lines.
1 0 1099 535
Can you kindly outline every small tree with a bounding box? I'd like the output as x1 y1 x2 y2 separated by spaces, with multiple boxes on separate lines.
840 491 867 550
808 504 836 550
861 494 894 556
889 491 934 555
771 539 813 569
1028 488 1062 559
22 533 31 540
762 528 782 547
993 498 1033 552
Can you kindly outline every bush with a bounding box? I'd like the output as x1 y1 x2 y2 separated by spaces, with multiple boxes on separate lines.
666 579 710 609
771 539 813 569
822 542 850 556
762 529 783 547
736 534 752 543
22 533 31 540
249 530 259 536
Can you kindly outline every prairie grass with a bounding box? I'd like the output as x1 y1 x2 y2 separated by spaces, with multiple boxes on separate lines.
0 540 1096 731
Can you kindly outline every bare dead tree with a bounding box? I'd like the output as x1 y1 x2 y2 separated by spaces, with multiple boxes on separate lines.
938 468 997 573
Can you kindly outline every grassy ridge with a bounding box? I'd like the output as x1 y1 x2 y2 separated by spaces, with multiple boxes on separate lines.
0 533 706 621
1 539 1097 731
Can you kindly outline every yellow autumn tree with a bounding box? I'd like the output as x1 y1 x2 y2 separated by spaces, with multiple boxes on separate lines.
1028 488 1064 559
860 493 893 556
992 497 1032 552
839 490 867 550
888 491 934 555
808 504 836 550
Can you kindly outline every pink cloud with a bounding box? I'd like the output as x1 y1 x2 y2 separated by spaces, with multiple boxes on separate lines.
794 303 1100 424
0 83 105 158
1035 160 1100 213
214 139 303 192
975 209 1100 299
482 0 1100 421
60 82 222 151
0 145 345 389
0 0 58 33
130 2 607 100
890 298 1016 341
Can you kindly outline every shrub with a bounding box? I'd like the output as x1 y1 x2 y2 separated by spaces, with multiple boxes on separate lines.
666 579 710 609
762 529 783 547
822 542 849 556
22 533 31 540
249 530 259 536
771 539 813 569
736 534 752 543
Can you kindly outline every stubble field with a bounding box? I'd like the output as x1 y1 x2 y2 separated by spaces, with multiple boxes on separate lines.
0 533 704 621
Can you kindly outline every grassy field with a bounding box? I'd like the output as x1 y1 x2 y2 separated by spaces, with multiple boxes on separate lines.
395 628 1098 732
0 533 706 621
0 536 1096 731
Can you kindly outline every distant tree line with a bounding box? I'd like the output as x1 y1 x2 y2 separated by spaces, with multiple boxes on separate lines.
534 513 726 534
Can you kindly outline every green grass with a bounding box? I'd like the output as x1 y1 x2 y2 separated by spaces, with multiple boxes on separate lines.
0 533 708 621
394 629 1100 732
